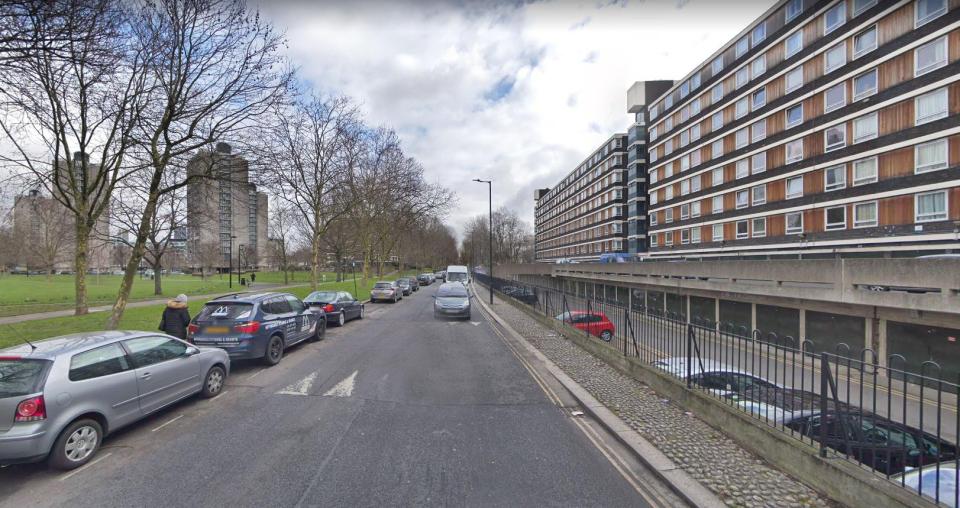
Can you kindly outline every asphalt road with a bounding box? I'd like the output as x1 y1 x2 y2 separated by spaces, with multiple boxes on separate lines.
0 283 678 507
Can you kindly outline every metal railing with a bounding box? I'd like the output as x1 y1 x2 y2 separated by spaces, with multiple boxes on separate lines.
474 272 960 506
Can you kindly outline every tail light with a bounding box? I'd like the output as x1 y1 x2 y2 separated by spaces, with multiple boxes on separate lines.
323 304 335 313
15 396 46 422
187 324 199 335
234 321 261 334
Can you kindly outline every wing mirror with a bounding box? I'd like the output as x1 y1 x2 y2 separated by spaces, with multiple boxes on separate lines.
185 346 201 356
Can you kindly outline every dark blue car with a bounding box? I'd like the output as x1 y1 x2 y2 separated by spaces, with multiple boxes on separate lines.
303 291 364 326
188 292 325 366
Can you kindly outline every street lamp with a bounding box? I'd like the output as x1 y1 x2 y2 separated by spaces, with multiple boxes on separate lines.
228 235 237 288
472 178 493 305
238 244 245 286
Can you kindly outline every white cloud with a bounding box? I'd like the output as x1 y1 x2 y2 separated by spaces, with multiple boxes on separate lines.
258 0 772 237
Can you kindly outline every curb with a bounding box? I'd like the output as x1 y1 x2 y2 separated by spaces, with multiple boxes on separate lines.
475 288 725 508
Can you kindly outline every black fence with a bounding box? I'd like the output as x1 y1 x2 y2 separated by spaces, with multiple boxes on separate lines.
474 272 960 506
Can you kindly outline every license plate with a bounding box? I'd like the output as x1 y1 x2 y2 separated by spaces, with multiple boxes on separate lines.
205 326 229 334
444 309 460 314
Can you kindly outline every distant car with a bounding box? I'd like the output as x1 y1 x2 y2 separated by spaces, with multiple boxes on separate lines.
435 271 445 281
446 265 470 285
397 279 413 296
652 357 781 397
303 291 364 326
434 282 471 320
892 463 958 507
405 277 420 292
555 311 615 342
371 281 402 303
189 292 324 366
0 331 229 470
417 274 432 286
502 286 538 305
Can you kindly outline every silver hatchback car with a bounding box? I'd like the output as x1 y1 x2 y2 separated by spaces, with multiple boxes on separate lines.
0 330 230 469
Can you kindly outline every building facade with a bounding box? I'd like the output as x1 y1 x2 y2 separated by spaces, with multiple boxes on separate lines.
186 143 268 271
644 0 960 258
534 134 629 262
626 81 675 254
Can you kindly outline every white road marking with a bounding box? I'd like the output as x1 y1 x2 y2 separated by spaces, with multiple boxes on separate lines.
247 369 264 380
323 370 358 398
470 321 481 326
151 414 184 432
59 452 112 481
277 372 318 396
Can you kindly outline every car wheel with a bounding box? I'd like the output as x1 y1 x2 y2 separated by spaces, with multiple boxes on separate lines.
600 330 613 342
358 306 364 319
48 418 102 470
337 311 345 327
201 365 226 398
393 295 398 303
263 335 284 366
312 320 326 341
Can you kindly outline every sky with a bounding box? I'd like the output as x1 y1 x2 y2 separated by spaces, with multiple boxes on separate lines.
258 0 774 238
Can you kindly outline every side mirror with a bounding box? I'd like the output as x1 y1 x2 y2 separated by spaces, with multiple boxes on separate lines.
185 346 200 356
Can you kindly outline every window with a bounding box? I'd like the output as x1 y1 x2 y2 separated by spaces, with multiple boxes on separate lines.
752 88 766 110
665 231 673 245
713 195 724 214
786 31 803 58
736 36 750 58
916 190 947 222
786 139 804 163
853 69 877 100
712 83 723 103
712 56 724 76
916 0 948 27
680 81 690 99
650 234 658 247
692 72 702 90
712 139 724 157
785 67 803 93
712 168 724 186
786 212 803 234
736 67 749 89
854 0 877 15
825 164 847 191
915 139 948 173
681 228 690 244
691 201 701 217
665 117 673 132
786 176 804 199
691 124 701 142
735 98 749 119
752 23 766 46
735 128 748 149
666 95 673 109
825 206 847 230
665 186 674 200
825 1 846 34
713 223 724 241
665 139 673 155
692 98 702 115
853 157 878 185
691 150 702 166
681 179 690 195
825 125 846 151
752 217 767 237
665 162 674 178
650 170 658 185
691 227 701 243
752 152 766 174
786 0 803 21
853 26 877 58
650 192 658 205
915 88 948 125
124 336 188 368
650 104 659 121
824 83 846 113
650 212 658 226
681 203 690 219
736 220 749 239
691 175 702 192
853 201 878 228
736 159 749 179
916 36 948 77
650 126 658 142
751 120 766 142
751 56 766 79
665 208 674 222
680 130 690 147
712 111 723 131
69 343 131 381
853 112 878 143
752 185 767 205
736 189 749 209
825 42 847 73
785 104 803 128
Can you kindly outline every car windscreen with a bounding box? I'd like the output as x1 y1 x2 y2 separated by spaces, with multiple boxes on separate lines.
196 302 255 321
373 283 392 289
0 359 50 398
305 292 337 302
437 286 468 298
447 272 468 282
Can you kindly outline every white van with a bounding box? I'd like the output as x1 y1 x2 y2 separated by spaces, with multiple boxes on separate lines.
446 265 470 285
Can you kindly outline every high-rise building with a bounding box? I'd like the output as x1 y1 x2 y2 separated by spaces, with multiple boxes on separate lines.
645 0 960 258
534 134 630 262
626 81 675 253
186 143 268 270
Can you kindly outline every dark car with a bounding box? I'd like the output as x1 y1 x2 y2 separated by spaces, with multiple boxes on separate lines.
433 282 471 320
397 279 413 296
188 292 325 366
502 285 538 305
304 290 364 327
405 277 420 292
417 274 432 286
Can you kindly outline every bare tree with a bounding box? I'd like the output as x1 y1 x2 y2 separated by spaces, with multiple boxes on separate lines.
12 194 74 276
268 201 300 285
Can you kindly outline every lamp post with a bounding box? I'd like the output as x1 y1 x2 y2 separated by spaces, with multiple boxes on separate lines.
228 235 237 288
472 178 493 305
238 244 245 286
351 258 358 297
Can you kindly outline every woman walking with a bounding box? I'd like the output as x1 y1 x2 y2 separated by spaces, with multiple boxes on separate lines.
160 294 191 341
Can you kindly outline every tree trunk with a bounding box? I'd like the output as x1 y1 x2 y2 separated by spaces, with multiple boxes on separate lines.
310 231 321 291
107 193 160 329
73 220 91 315
153 260 162 295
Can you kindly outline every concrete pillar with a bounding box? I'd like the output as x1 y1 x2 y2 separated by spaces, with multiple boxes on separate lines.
686 294 691 323
751 302 758 331
864 318 873 353
878 319 888 368
799 308 807 341
715 298 721 330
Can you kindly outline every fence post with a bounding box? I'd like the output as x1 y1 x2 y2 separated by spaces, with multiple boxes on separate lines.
819 354 830 458
686 324 693 389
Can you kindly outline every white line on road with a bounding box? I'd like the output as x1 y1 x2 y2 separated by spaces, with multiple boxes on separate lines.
247 369 264 380
323 370 358 398
277 372 318 396
59 452 112 482
470 321 481 326
151 414 184 432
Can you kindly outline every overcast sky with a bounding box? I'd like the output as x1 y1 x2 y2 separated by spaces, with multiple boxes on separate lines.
257 0 773 237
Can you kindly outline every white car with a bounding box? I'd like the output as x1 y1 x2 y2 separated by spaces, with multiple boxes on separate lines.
892 463 957 507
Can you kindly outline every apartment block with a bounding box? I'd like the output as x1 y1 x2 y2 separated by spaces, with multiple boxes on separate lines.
645 0 960 258
534 134 629 262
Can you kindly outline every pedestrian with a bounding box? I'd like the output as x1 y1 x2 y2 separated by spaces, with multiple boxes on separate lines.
160 293 191 341
250 272 256 283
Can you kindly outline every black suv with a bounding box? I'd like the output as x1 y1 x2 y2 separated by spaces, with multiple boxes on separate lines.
189 292 325 366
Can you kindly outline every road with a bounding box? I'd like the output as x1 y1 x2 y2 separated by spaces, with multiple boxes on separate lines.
0 283 680 507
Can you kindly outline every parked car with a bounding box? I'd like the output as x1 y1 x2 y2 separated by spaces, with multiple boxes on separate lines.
892 462 958 507
555 311 615 341
371 281 402 303
0 331 229 470
303 291 364 326
435 271 445 282
417 273 432 286
433 282 471 320
501 285 538 305
405 277 420 292
652 357 782 397
397 279 413 296
188 292 324 366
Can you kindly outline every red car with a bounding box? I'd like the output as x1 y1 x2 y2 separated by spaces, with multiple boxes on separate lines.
556 311 615 342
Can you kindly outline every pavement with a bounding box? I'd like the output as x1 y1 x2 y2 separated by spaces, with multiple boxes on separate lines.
0 282 684 507
474 285 832 508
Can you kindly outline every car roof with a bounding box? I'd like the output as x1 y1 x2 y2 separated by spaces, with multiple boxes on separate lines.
653 356 747 377
0 330 158 359
206 292 286 303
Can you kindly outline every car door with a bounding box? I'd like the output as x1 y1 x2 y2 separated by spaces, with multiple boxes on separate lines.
286 295 313 343
67 342 141 428
264 296 297 340
341 293 360 318
123 336 200 415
